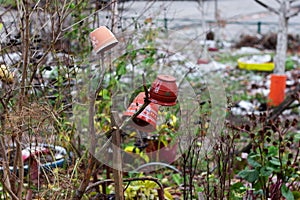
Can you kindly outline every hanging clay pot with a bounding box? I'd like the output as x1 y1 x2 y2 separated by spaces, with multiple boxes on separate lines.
123 92 159 132
268 74 287 106
89 26 118 53
149 74 178 106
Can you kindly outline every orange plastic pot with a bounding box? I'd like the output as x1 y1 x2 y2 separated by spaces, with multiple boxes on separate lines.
268 74 287 106
149 75 178 106
123 92 159 132
89 26 118 53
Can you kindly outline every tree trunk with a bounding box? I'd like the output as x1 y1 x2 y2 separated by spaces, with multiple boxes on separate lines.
274 0 289 74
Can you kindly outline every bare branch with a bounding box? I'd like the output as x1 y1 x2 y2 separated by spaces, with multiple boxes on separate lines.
0 178 19 200
287 7 300 18
289 0 300 3
28 0 42 18
254 0 280 14
61 2 113 32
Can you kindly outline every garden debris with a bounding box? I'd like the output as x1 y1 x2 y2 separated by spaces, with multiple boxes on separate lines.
235 33 300 52
234 46 261 55
0 52 22 66
197 60 229 72
199 40 232 50
230 100 263 116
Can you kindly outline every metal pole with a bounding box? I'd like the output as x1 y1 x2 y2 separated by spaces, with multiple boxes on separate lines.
257 21 261 34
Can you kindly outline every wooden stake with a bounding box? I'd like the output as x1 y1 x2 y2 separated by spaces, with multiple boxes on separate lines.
111 111 124 200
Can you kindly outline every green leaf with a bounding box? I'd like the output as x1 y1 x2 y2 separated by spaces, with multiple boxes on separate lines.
156 174 163 179
292 191 300 200
236 156 242 162
281 184 294 200
294 133 300 142
230 182 245 191
247 155 261 168
285 57 295 70
130 50 137 60
268 146 278 156
138 38 145 44
269 158 281 166
126 43 134 51
0 23 3 31
100 89 110 100
142 57 155 66
260 166 273 177
172 173 182 186
238 169 259 183
116 61 127 78
230 182 246 199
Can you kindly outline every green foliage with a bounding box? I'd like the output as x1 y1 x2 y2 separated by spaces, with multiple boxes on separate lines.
230 182 247 199
238 168 260 183
282 184 295 200
0 0 16 7
285 57 295 71
124 179 174 200
171 173 182 186
237 117 299 199
64 1 92 56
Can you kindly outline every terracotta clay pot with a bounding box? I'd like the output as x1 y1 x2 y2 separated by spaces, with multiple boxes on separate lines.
123 92 159 132
149 75 178 106
268 74 287 106
89 26 118 53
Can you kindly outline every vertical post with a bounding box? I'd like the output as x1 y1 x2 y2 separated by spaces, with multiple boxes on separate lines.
257 21 261 34
111 111 124 200
110 1 123 198
164 8 168 33
164 18 168 31
214 0 220 45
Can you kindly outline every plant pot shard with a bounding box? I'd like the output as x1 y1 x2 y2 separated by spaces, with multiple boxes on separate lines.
123 92 159 132
149 74 178 106
89 26 118 53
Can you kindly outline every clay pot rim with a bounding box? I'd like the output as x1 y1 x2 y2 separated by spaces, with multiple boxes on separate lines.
93 39 118 54
157 74 176 82
149 98 177 106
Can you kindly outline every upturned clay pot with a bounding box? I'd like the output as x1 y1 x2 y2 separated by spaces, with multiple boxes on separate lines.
149 75 178 106
123 92 159 132
89 26 118 53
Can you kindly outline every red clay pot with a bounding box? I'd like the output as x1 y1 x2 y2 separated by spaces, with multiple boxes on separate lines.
89 26 118 53
149 75 178 106
268 74 287 107
123 92 159 132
